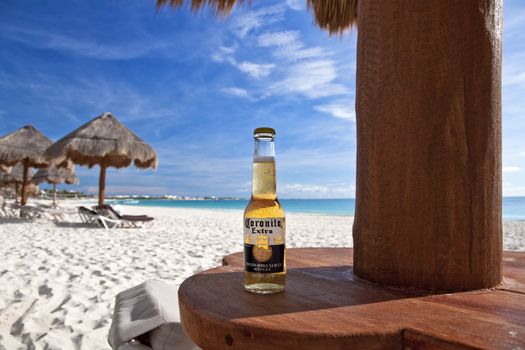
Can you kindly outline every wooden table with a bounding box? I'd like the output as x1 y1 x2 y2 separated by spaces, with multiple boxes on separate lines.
178 248 525 349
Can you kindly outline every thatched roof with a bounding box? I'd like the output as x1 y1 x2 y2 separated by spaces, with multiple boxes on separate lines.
0 163 33 185
45 112 158 169
156 0 358 34
0 164 11 173
306 0 358 35
0 125 53 168
31 165 79 185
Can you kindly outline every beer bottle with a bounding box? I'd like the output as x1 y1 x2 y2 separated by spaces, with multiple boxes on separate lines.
243 127 286 294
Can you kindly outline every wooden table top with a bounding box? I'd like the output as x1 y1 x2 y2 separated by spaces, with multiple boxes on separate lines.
178 248 525 349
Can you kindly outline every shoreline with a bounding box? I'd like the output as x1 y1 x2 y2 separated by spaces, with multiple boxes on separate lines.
105 198 525 220
127 204 525 220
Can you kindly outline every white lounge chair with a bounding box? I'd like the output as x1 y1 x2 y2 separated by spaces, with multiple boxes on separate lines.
78 206 121 229
93 205 153 228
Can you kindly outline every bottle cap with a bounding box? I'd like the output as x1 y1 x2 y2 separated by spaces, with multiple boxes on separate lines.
254 127 276 136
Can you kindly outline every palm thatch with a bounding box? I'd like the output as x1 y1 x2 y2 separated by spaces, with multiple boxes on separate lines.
0 164 34 204
45 112 157 205
31 165 79 185
156 0 358 34
0 125 52 168
45 112 157 170
0 164 32 185
306 0 357 35
0 164 11 173
31 165 79 205
156 0 244 16
0 125 52 206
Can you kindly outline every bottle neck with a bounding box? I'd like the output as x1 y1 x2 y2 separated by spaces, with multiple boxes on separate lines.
252 137 277 200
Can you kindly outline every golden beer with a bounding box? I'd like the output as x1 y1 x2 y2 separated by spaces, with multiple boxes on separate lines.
244 127 286 294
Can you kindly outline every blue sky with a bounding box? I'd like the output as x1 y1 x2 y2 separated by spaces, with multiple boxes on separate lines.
0 0 524 198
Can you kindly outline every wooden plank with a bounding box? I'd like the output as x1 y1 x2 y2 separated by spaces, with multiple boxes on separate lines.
501 251 525 294
222 247 352 268
403 330 478 350
180 248 525 350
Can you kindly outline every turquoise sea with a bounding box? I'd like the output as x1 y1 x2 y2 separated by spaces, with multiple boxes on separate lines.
117 197 525 219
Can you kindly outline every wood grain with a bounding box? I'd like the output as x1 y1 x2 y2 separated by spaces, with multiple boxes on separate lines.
353 0 503 291
179 248 525 350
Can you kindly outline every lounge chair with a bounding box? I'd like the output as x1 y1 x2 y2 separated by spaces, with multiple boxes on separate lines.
20 205 44 220
78 206 121 229
1 202 15 217
93 205 153 228
44 206 76 223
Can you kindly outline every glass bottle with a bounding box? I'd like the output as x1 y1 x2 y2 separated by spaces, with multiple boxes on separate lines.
243 127 286 294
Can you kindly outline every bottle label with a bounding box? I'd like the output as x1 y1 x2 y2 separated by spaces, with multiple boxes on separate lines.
244 217 285 273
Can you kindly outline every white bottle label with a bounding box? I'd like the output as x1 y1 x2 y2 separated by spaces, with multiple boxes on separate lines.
244 217 285 245
244 217 285 273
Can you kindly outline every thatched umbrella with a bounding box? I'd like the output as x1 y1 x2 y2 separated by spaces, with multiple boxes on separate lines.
0 125 52 205
0 164 34 204
45 112 157 206
31 165 79 206
156 0 357 35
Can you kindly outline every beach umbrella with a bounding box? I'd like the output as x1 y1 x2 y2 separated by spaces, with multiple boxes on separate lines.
31 165 79 206
156 0 357 35
0 164 34 204
0 125 52 205
45 112 157 206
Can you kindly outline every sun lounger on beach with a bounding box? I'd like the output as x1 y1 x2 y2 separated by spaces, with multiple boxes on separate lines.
78 206 121 229
44 207 76 223
1 202 19 218
20 205 45 220
93 205 153 228
108 280 199 350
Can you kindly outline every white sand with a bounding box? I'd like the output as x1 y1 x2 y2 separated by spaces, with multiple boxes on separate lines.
0 201 523 349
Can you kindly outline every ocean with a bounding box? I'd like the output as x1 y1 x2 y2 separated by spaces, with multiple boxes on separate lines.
116 197 525 219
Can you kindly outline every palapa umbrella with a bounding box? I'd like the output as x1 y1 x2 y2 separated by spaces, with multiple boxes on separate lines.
31 165 79 206
0 125 52 205
156 0 357 35
0 164 34 204
45 112 157 206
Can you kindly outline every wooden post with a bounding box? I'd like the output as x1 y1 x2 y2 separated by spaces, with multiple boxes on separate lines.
353 0 502 291
21 160 29 206
15 183 19 204
99 162 106 206
52 184 57 206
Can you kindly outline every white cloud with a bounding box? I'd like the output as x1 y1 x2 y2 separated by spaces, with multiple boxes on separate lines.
281 183 355 198
258 31 300 47
82 185 170 196
314 102 355 120
283 183 328 194
281 47 327 61
211 46 236 63
212 6 349 102
521 151 525 156
233 5 286 38
285 0 305 10
236 61 275 79
272 60 349 98
258 31 327 61
221 87 250 98
211 46 274 80
503 183 525 196
503 166 522 173
2 25 168 60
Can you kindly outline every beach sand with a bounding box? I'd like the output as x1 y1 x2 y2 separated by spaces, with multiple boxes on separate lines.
0 202 523 349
